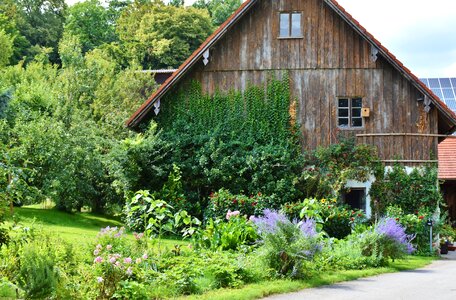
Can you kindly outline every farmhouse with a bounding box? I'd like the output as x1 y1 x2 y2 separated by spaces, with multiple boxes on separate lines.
127 0 456 215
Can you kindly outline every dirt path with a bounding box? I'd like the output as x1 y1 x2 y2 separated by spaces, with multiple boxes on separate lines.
264 254 456 300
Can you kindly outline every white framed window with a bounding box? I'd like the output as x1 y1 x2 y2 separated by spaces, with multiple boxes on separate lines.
337 97 363 128
279 12 302 38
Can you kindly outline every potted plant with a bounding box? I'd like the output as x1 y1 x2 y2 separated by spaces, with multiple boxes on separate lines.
440 237 450 254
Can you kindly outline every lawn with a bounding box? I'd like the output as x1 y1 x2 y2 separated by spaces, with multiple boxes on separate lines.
5 205 185 248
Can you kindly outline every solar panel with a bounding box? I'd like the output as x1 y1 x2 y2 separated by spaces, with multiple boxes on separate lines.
440 78 452 88
420 77 456 116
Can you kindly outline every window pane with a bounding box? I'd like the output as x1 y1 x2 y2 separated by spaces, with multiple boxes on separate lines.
338 118 349 127
352 108 361 117
338 98 349 107
279 13 289 37
291 13 301 37
339 108 349 117
352 118 362 127
352 98 362 107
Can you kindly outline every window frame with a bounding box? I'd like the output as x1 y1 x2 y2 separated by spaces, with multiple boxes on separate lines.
337 97 364 130
278 11 303 39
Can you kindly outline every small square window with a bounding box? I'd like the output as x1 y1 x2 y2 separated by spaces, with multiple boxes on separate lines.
337 97 364 129
279 12 302 38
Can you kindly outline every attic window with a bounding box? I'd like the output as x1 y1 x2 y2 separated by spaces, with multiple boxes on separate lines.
338 97 363 128
279 12 302 38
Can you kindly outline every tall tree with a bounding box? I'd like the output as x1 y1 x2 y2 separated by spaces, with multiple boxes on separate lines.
116 0 213 69
193 0 241 26
64 0 117 53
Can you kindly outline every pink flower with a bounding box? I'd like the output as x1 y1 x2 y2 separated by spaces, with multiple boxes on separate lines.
94 256 103 263
97 277 103 283
106 244 112 251
124 257 132 264
142 253 148 260
93 249 100 256
126 267 133 276
115 261 121 268
135 258 142 264
226 210 241 220
109 257 116 264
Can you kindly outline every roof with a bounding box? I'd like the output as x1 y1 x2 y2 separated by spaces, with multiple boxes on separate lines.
126 0 456 129
439 138 456 180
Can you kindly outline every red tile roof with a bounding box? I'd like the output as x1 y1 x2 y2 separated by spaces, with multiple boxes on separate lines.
126 0 456 129
439 138 456 180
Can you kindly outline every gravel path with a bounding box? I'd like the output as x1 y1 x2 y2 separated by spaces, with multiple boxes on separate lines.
263 253 456 300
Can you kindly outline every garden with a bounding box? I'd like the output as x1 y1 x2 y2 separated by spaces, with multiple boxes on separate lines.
0 2 454 296
0 73 452 299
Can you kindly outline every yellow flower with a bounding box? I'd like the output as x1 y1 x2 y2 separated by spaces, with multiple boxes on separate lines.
321 199 326 204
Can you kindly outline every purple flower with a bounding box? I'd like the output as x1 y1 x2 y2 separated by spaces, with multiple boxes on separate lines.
376 218 415 254
109 257 116 264
93 249 100 256
252 209 290 235
142 253 148 260
94 256 103 263
126 267 133 276
124 257 132 264
97 277 103 283
298 218 317 238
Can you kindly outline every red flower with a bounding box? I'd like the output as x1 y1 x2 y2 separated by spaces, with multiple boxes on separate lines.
351 211 355 215
350 217 355 221
358 213 363 217
252 202 257 207
249 195 254 199
419 216 424 220
209 192 214 198
395 218 399 221
233 199 237 204
257 192 262 197
328 206 331 209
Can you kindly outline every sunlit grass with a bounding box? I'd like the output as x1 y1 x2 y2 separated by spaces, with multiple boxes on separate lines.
4 206 187 248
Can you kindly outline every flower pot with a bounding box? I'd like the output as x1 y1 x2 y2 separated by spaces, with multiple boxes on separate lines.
440 243 449 255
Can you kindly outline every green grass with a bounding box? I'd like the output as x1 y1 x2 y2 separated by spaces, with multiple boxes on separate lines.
181 255 435 300
4 206 186 248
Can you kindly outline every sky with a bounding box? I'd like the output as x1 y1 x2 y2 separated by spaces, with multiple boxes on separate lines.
67 0 456 77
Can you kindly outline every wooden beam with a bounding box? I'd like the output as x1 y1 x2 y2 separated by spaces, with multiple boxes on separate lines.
356 133 456 138
381 160 438 163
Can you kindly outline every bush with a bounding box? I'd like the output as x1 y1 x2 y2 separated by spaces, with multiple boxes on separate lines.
205 189 276 219
283 198 366 239
252 210 322 279
357 218 414 263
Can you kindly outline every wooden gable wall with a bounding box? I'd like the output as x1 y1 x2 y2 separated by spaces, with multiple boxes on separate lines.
173 0 438 162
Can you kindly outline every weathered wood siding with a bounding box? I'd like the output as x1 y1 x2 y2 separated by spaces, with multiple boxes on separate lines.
175 0 439 161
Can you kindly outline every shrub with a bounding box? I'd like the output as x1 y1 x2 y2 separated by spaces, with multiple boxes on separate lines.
192 213 258 251
315 238 383 271
357 218 414 264
252 210 322 279
90 227 151 299
205 188 275 219
283 198 367 239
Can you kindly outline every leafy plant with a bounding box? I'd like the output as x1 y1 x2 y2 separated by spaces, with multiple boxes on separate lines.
192 213 258 251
